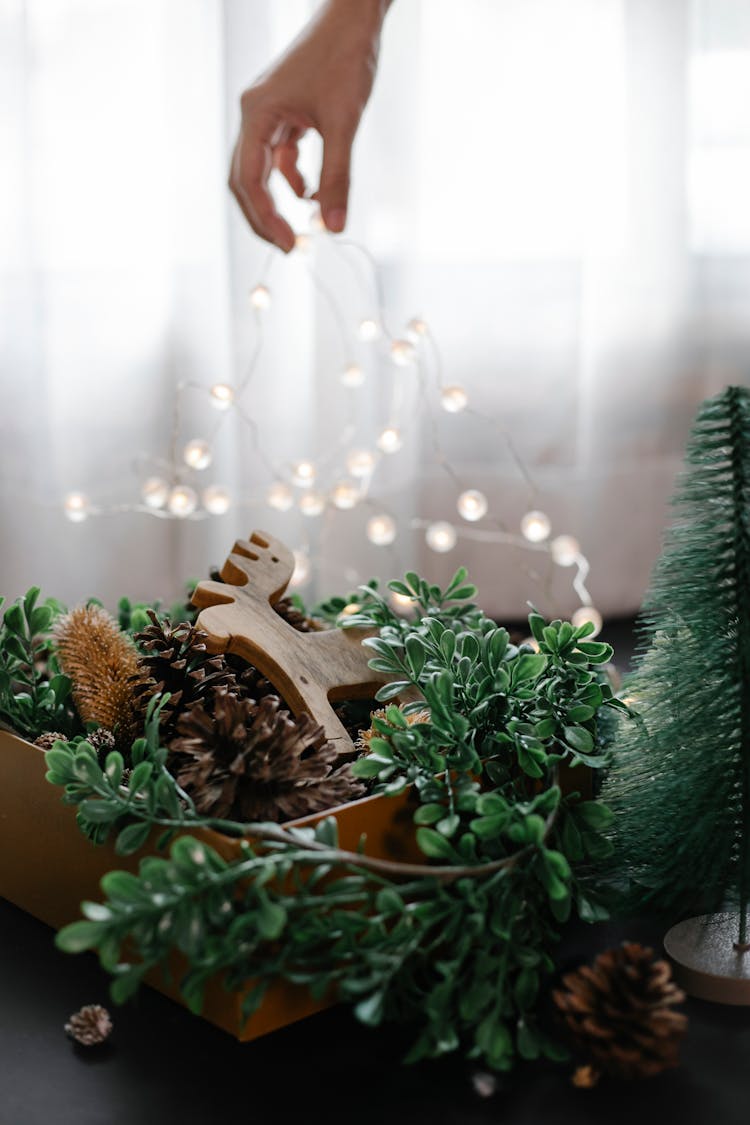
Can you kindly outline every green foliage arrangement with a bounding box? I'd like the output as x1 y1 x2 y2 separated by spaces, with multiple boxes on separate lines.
0 588 78 740
602 385 750 942
40 567 624 1071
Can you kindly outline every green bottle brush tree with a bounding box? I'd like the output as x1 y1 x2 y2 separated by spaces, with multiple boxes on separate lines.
603 384 750 948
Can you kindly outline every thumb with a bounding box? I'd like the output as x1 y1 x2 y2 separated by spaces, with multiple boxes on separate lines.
318 125 354 233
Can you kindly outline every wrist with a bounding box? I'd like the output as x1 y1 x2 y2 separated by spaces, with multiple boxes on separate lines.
321 0 392 37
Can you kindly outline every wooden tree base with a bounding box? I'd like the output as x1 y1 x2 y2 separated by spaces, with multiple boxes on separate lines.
664 913 750 1005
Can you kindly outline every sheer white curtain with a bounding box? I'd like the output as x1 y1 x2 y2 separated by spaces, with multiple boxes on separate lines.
1 0 749 619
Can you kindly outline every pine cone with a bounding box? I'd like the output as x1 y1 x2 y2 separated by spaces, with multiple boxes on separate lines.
54 605 146 751
553 943 687 1083
171 690 364 823
34 731 68 751
272 596 323 633
64 1004 112 1046
133 611 240 737
87 728 116 757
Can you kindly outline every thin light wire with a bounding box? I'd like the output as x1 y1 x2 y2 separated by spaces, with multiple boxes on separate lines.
64 211 597 615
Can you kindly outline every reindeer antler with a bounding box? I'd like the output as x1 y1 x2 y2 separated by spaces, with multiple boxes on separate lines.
192 530 392 749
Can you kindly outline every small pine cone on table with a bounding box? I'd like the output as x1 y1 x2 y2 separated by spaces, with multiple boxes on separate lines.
553 942 687 1085
171 689 364 823
64 1004 113 1046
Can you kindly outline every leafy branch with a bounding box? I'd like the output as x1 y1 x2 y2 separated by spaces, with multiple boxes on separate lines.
39 567 625 1070
0 588 77 740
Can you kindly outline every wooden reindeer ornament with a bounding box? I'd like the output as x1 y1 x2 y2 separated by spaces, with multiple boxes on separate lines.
192 530 393 750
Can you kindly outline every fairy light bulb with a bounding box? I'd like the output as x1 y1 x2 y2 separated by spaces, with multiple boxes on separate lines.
331 480 360 510
366 514 397 546
310 209 326 233
249 284 271 309
551 534 581 567
406 317 428 339
141 477 169 510
340 363 365 388
571 605 603 638
521 510 551 543
289 550 310 588
209 383 234 411
167 485 198 518
457 489 488 522
358 318 380 342
267 481 294 511
390 590 416 613
346 449 376 478
390 338 416 366
64 492 89 523
425 521 457 553
377 427 402 454
202 485 231 515
299 491 326 517
295 233 311 253
183 439 212 471
441 385 468 414
291 460 316 488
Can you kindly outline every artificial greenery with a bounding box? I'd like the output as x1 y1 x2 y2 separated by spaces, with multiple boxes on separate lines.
0 588 78 740
602 385 750 942
41 567 624 1070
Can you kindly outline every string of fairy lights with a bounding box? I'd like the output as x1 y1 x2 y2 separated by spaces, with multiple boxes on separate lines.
62 205 602 636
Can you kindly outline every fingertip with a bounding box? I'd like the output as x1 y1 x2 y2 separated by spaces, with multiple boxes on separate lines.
324 208 347 234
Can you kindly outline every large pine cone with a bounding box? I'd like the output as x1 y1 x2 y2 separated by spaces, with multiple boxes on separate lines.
171 690 364 823
553 942 687 1083
132 611 240 737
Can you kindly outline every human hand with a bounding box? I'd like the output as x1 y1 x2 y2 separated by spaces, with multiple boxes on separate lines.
229 0 390 251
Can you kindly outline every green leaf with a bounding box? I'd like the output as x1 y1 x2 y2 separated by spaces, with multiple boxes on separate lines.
110 966 145 1005
128 762 154 793
471 813 507 839
576 800 614 830
376 888 404 914
576 641 613 662
516 1019 540 1060
55 920 106 953
351 757 384 779
563 725 594 754
104 752 124 787
512 653 547 683
405 635 426 679
514 967 539 1010
30 605 53 635
566 704 595 723
577 894 611 923
100 869 146 902
374 680 410 702
79 799 119 824
3 603 26 637
257 898 287 940
115 820 152 855
436 814 460 837
355 990 385 1027
414 803 444 826
416 827 456 860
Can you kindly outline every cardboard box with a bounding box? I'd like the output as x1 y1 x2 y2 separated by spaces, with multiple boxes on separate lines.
0 728 418 1040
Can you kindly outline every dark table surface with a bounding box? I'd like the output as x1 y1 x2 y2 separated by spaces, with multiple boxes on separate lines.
1 896 748 1125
